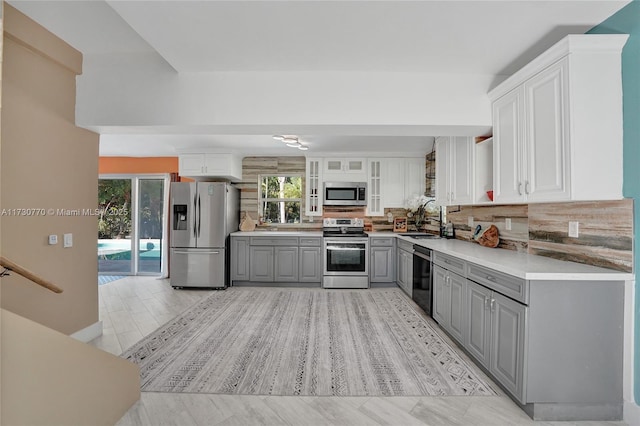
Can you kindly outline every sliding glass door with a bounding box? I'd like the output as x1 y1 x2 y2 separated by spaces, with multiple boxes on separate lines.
137 178 164 274
98 179 133 274
98 175 169 276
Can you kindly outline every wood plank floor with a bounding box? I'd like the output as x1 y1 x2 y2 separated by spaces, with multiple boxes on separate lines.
90 277 627 426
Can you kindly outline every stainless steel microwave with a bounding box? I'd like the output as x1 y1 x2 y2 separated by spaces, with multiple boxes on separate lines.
323 182 367 206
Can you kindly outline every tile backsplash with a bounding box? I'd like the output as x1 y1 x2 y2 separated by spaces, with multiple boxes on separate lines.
237 156 633 273
446 199 633 272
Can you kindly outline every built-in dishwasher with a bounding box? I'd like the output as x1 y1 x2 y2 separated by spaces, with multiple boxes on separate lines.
412 245 433 316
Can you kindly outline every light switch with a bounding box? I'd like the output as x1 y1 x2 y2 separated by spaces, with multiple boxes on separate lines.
505 218 512 231
48 235 58 245
568 221 579 238
63 233 73 248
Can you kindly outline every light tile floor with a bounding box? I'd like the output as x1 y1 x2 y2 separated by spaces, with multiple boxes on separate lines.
90 277 627 426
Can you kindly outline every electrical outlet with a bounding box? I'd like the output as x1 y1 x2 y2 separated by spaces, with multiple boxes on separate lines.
63 233 73 248
48 235 58 245
505 218 512 231
467 216 474 227
568 221 579 238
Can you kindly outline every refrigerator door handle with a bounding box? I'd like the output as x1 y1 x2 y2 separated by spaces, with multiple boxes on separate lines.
198 195 202 237
193 194 198 239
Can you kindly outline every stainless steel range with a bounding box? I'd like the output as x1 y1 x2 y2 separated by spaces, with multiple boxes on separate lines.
322 218 369 289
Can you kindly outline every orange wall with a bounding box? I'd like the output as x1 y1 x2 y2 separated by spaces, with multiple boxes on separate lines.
99 157 179 174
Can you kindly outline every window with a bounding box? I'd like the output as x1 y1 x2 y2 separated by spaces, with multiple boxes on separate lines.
259 175 302 224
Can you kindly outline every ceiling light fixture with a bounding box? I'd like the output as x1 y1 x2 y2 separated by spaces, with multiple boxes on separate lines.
273 135 309 151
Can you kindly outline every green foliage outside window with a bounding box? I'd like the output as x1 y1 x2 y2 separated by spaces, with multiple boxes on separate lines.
260 175 302 224
98 179 132 239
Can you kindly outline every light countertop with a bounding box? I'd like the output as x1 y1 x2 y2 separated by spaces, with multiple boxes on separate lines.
231 231 323 237
230 230 633 281
397 236 634 281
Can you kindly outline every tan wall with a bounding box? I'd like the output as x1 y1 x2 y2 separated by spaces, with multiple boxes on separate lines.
1 1 5 413
1 309 140 425
1 4 100 334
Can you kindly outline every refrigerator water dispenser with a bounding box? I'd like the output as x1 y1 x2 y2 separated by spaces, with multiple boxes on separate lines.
173 204 188 230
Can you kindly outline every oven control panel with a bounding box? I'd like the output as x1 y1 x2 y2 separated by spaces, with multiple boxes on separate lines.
323 218 364 228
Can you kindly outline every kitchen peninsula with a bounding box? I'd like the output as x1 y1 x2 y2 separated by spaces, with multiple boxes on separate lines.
231 229 631 421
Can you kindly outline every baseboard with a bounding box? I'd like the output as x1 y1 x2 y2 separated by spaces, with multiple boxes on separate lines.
625 400 640 425
70 320 103 343
523 402 622 421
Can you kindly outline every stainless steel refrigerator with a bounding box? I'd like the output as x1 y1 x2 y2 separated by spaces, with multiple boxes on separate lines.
170 182 239 288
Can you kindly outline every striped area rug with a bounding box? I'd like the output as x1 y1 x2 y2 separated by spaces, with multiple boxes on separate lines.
122 288 496 397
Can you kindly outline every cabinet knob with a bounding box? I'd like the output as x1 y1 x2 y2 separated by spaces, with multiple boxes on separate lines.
486 275 496 282
490 298 496 312
525 181 530 195
484 296 490 310
517 182 523 196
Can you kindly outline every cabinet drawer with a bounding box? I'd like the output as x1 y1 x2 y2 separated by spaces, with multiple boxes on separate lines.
397 239 414 253
370 237 394 247
250 237 299 246
467 263 528 304
299 237 321 247
433 252 466 276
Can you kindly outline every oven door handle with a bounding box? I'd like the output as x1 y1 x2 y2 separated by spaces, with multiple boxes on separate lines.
324 239 369 244
326 246 367 251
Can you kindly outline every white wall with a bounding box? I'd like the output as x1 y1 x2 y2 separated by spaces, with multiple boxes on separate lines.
76 52 496 134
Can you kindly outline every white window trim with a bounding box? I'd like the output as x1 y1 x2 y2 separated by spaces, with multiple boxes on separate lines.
258 173 303 225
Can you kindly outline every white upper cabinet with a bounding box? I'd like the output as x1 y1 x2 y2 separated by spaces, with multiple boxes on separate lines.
492 88 525 203
524 59 570 202
323 158 367 182
178 153 242 181
490 35 628 204
307 155 425 216
493 60 568 203
435 136 474 206
305 157 323 217
383 158 405 207
381 158 425 209
367 159 383 216
404 158 426 202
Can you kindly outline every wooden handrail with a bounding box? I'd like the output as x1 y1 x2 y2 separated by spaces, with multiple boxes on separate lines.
0 256 64 294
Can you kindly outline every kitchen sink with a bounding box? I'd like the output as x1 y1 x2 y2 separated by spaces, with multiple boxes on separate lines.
399 233 440 240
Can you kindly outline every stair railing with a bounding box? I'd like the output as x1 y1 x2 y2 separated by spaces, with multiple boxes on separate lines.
0 256 64 293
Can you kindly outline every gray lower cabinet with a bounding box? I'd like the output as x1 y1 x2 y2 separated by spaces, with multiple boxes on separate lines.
370 236 395 283
490 291 526 403
432 264 465 344
439 248 623 421
249 246 275 281
396 239 413 296
231 235 322 284
299 246 322 282
231 236 250 281
465 280 525 402
465 280 491 368
274 247 299 282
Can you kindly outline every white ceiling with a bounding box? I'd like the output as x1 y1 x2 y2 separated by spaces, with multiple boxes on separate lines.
8 0 630 156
